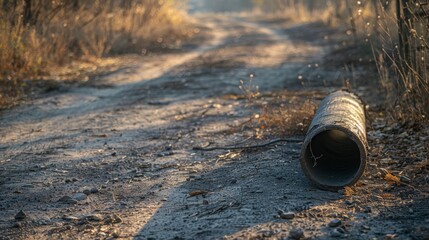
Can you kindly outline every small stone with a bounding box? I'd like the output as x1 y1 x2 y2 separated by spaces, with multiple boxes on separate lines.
329 219 342 227
90 187 99 194
76 219 88 225
13 222 22 228
361 225 371 230
72 193 87 201
36 219 51 226
87 214 103 222
112 230 120 238
157 151 173 157
289 228 304 239
111 152 117 156
279 212 295 219
385 234 397 239
58 196 77 204
331 229 343 238
63 216 79 221
105 214 122 224
83 189 91 195
15 210 26 221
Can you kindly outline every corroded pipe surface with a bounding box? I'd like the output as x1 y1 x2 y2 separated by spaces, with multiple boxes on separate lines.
300 90 367 191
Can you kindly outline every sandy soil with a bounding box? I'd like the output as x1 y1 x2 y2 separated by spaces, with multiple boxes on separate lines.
0 14 428 240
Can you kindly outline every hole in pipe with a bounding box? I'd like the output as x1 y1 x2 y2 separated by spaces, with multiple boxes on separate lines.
304 129 361 187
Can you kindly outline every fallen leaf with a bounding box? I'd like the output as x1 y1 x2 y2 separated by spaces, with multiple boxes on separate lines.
379 193 395 199
188 190 209 197
90 134 107 138
384 172 400 184
218 152 240 159
343 186 355 196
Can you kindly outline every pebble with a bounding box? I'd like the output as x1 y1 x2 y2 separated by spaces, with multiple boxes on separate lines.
112 230 120 238
14 210 26 221
361 225 371 230
83 187 99 195
385 234 397 239
58 196 78 204
329 219 342 227
13 222 22 228
157 151 174 157
279 212 295 220
105 214 122 224
90 187 99 194
72 193 87 201
87 214 103 222
331 228 343 238
36 219 51 225
289 228 304 239
63 216 79 221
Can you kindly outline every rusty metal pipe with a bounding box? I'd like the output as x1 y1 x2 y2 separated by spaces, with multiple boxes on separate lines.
300 90 367 191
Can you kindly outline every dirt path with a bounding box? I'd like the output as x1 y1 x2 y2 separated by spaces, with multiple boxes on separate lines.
0 14 427 240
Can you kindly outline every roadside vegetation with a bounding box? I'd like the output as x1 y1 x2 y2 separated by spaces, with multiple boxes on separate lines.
1 0 428 123
251 0 429 122
0 0 190 108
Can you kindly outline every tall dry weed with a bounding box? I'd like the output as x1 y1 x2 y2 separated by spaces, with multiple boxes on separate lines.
254 0 429 122
0 0 190 108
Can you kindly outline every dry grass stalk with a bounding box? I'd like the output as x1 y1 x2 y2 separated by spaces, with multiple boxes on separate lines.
0 0 190 108
384 172 401 185
254 0 428 122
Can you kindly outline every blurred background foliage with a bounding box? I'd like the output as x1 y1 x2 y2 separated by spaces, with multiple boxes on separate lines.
0 0 428 121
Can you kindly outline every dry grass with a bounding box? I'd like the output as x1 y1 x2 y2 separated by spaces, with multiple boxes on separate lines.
257 99 317 136
252 0 343 26
0 0 191 108
253 0 429 122
238 74 319 137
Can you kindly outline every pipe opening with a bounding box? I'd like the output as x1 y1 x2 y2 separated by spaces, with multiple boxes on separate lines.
304 129 362 187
